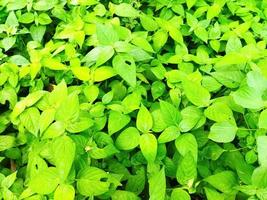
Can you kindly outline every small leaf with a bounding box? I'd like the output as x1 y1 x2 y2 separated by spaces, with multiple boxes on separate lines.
115 127 140 150
176 152 197 186
71 67 90 81
140 133 157 163
186 0 197 9
208 121 238 143
42 57 67 70
183 80 211 107
158 126 180 144
39 108 55 133
160 100 181 127
205 171 237 193
108 110 131 135
96 24 119 45
252 166 267 188
113 3 139 18
257 136 267 166
30 25 46 42
52 136 76 181
54 184 75 200
140 14 158 31
136 105 153 133
149 167 166 200
77 167 110 196
20 107 40 136
42 121 65 139
2 37 16 52
175 133 198 162
112 54 136 87
171 188 190 200
29 167 60 194
94 66 116 82
1 171 17 188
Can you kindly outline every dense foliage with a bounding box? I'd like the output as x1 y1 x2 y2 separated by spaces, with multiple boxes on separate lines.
1 0 267 199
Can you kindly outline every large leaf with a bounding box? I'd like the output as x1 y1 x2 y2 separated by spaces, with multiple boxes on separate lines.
149 167 166 200
208 121 238 143
183 80 211 107
77 167 110 196
136 105 153 133
140 133 157 163
112 54 136 87
28 167 60 194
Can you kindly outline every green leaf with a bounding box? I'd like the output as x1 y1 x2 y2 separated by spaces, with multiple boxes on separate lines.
18 12 34 24
20 107 40 136
171 188 190 200
71 67 90 81
55 93 79 122
66 117 94 133
140 14 158 31
113 3 139 18
176 152 197 186
112 54 136 87
108 110 131 135
149 167 166 200
208 121 238 143
136 105 153 133
159 100 181 127
131 36 154 53
175 133 198 162
52 136 76 181
183 80 211 107
204 102 234 123
232 85 264 109
247 71 267 93
38 13 52 25
140 133 157 163
205 171 237 193
112 190 140 200
204 187 224 200
5 11 18 27
82 46 114 67
77 167 110 196
211 70 244 88
207 4 221 20
1 37 16 52
179 106 204 132
30 25 46 42
122 92 141 113
39 108 55 133
186 0 197 9
28 167 60 194
215 53 248 67
93 66 116 82
54 184 75 200
257 136 267 166
9 55 30 66
194 26 208 42
33 0 56 11
96 24 119 45
151 81 165 100
42 121 65 139
152 30 168 51
115 127 140 150
225 35 242 54
158 126 180 144
1 171 17 188
259 110 267 129
252 166 267 188
42 57 67 70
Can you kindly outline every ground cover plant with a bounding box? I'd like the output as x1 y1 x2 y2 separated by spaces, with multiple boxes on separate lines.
1 0 267 199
